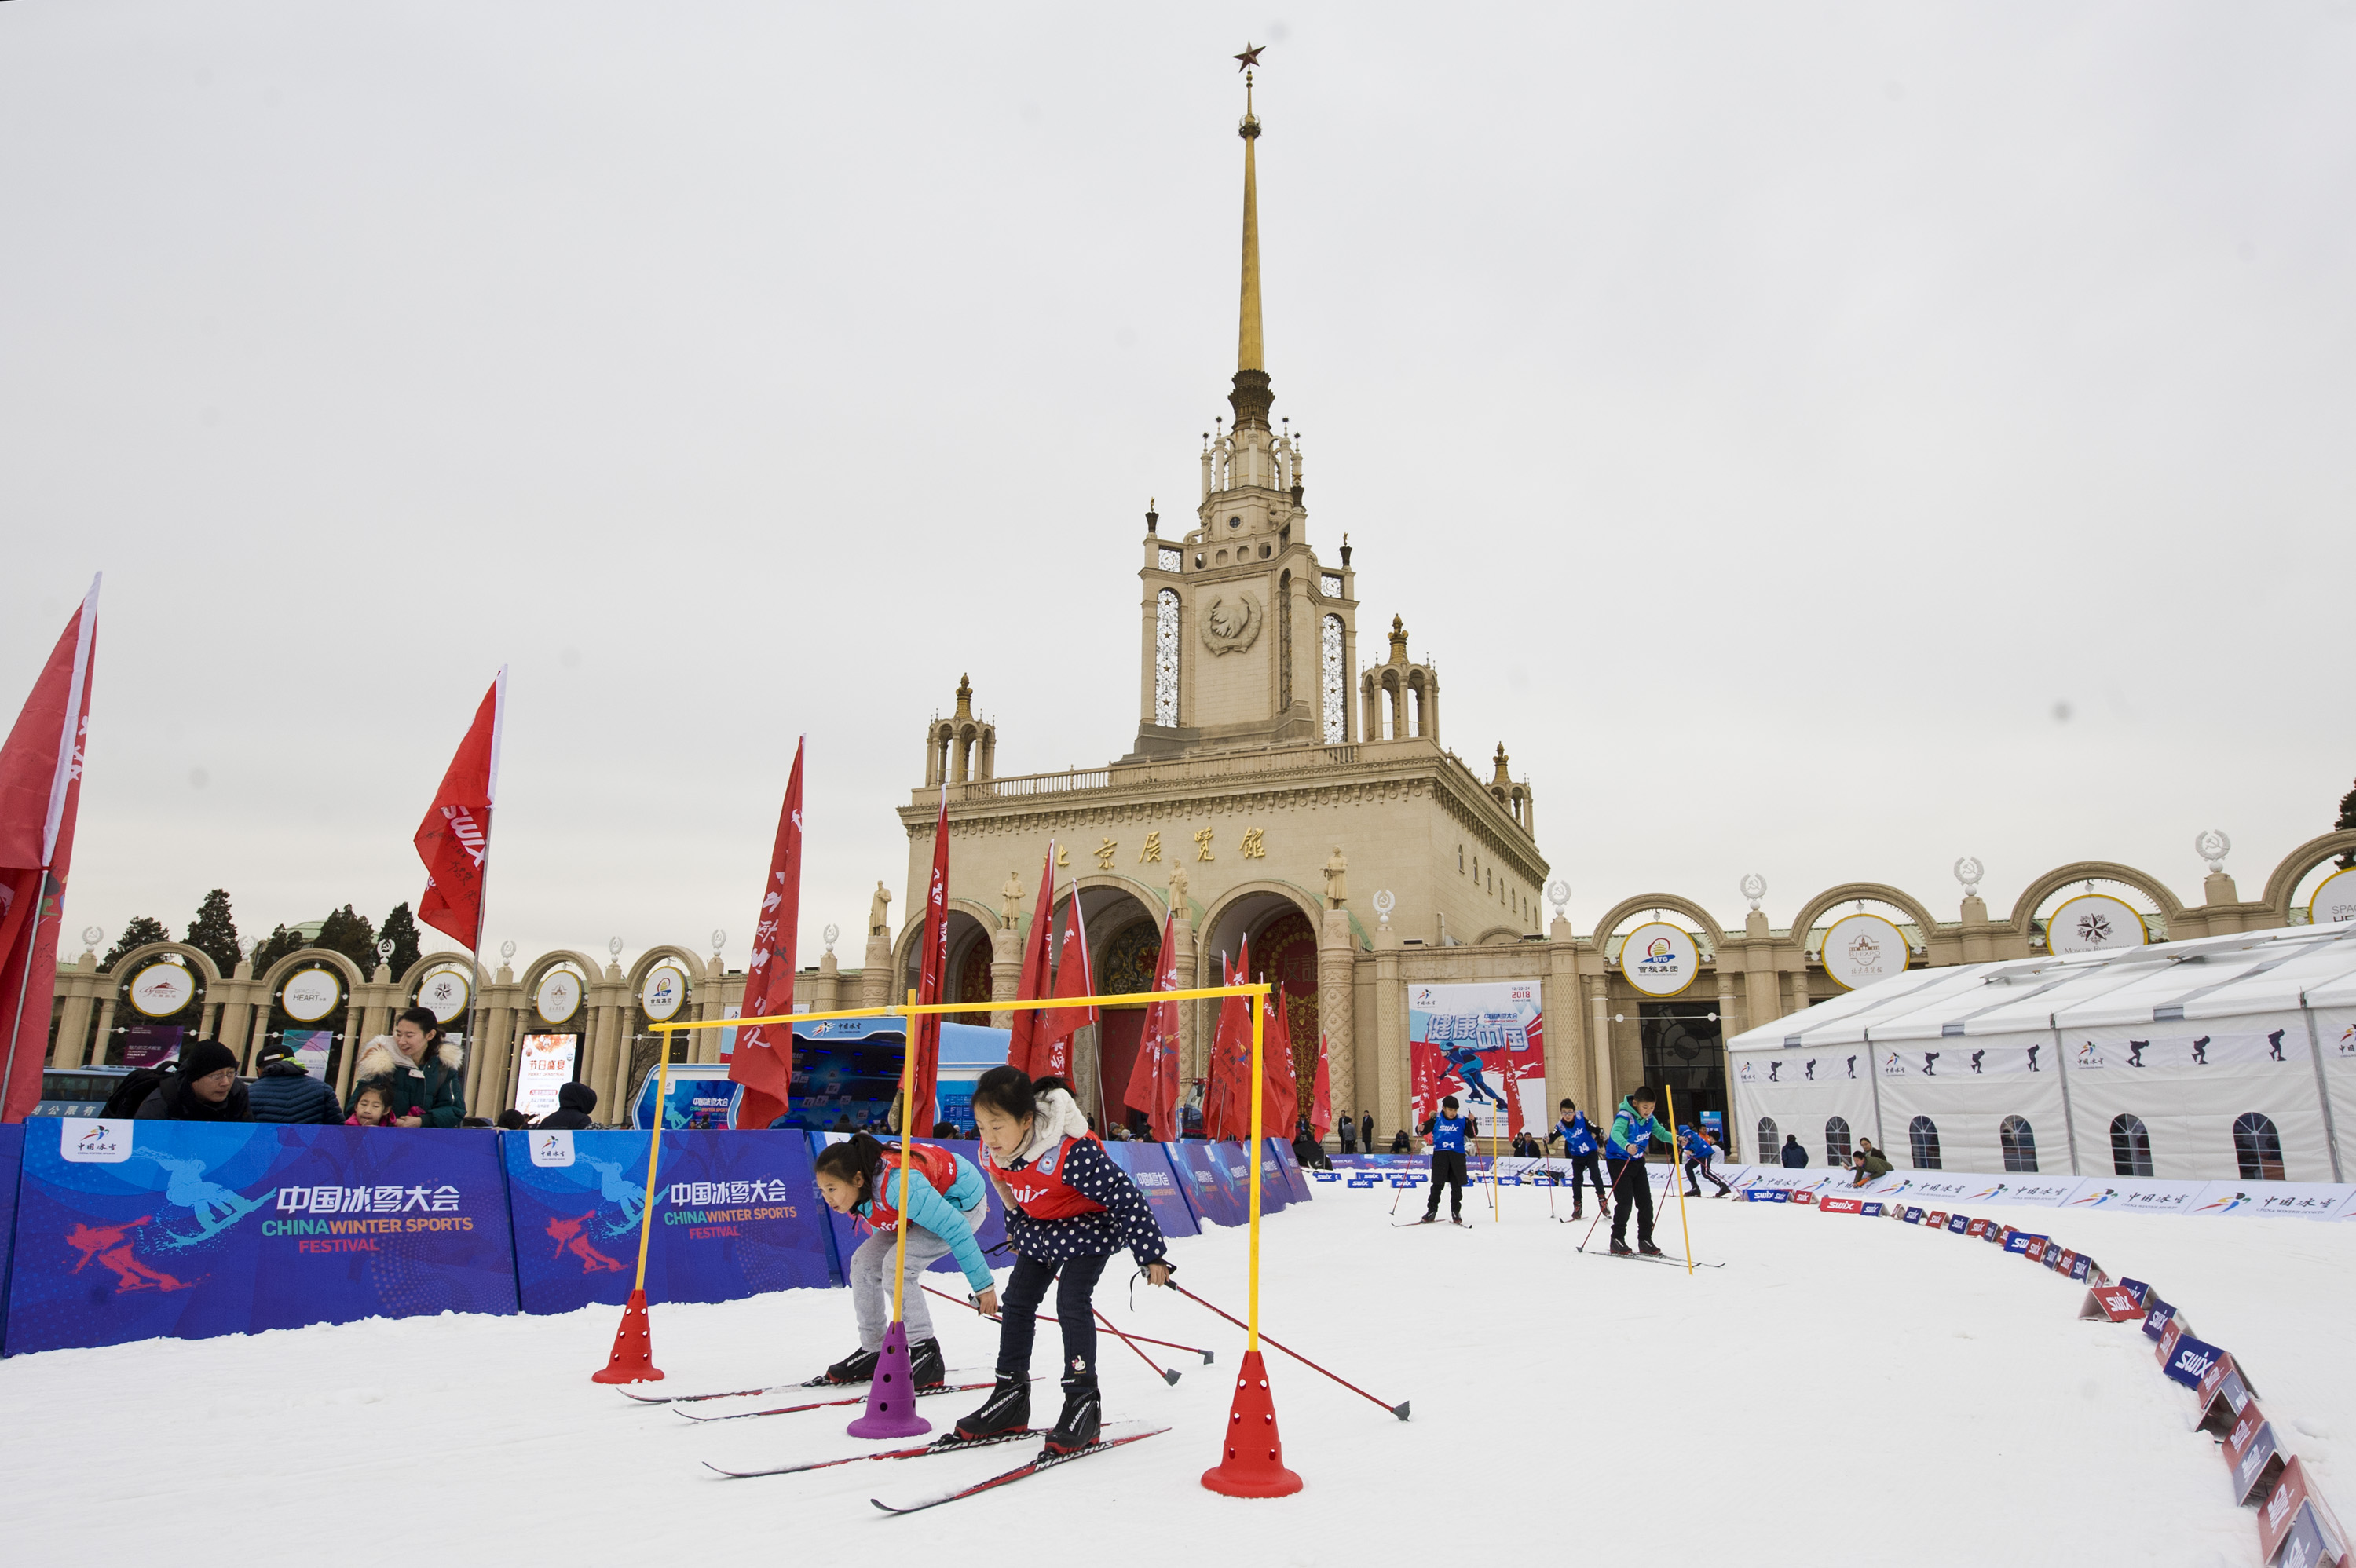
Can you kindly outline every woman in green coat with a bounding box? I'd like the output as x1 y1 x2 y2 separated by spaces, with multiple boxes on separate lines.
346 1007 467 1127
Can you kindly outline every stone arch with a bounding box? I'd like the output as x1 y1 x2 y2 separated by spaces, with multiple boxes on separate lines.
397 950 477 990
1788 883 1944 953
626 945 704 992
106 941 225 986
517 949 600 1024
1472 925 1527 946
2260 829 2356 920
2006 861 2183 938
259 946 366 994
1590 894 1726 954
1196 879 1324 975
1063 871 1173 918
892 899 1001 998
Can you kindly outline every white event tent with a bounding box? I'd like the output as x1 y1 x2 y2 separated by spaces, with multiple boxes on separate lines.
1727 921 2356 1182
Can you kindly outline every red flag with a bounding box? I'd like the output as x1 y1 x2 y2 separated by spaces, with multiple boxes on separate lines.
1120 910 1182 1141
1205 938 1252 1140
1501 1043 1527 1140
903 786 949 1135
1264 985 1301 1137
729 739 803 1129
0 576 99 1124
1309 1023 1333 1142
414 671 505 949
1004 845 1055 1077
1033 887 1096 1086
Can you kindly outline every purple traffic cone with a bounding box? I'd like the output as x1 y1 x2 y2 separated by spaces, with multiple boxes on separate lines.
846 1320 933 1439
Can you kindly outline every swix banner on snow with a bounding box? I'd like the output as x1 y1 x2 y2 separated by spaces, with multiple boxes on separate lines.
6 1120 515 1355
1409 980 1546 1133
502 1128 834 1314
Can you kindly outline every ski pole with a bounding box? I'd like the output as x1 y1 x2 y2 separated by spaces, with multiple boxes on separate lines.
1165 1280 1408 1420
1575 1150 1641 1251
919 1284 1213 1364
1095 1305 1181 1385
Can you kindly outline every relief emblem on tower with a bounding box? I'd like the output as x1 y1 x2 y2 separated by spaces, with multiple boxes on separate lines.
1198 589 1263 656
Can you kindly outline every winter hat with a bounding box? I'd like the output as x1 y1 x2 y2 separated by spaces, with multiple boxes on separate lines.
177 1039 240 1080
254 1038 295 1065
558 1081 597 1113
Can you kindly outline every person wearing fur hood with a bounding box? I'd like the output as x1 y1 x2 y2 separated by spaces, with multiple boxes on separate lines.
344 1007 467 1128
954 1067 1173 1456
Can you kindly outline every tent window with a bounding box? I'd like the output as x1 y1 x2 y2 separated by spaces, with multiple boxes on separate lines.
1756 1117 1777 1163
2110 1114 2154 1178
1824 1116 1852 1166
1908 1116 1941 1170
1999 1116 2038 1173
2233 1113 2285 1181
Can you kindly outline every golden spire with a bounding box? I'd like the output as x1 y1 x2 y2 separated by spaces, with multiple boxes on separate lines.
1228 46 1274 432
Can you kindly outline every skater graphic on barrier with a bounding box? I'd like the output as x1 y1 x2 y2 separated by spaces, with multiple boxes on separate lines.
2192 1036 2210 1064
2127 1040 2147 1067
2267 1029 2286 1062
547 1212 627 1274
581 1157 647 1236
1436 1044 1509 1109
65 1217 196 1293
135 1151 266 1249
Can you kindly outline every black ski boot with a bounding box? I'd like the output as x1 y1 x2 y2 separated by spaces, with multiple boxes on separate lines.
909 1336 946 1389
1415 1212 1437 1225
823 1346 880 1384
953 1376 1031 1442
1045 1372 1102 1454
1609 1238 1633 1256
1638 1240 1665 1257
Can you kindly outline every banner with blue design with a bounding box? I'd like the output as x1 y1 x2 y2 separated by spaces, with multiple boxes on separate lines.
1172 1141 1246 1227
1106 1141 1200 1238
6 1119 515 1355
0 1125 21 1340
503 1128 834 1314
1265 1139 1312 1204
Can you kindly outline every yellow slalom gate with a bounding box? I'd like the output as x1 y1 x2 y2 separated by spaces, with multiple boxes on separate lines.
641 983 1279 1348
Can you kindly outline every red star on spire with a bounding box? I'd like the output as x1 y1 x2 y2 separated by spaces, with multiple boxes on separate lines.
1235 42 1265 71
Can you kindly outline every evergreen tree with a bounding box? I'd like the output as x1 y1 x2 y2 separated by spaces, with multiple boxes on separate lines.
250 923 308 976
2338 778 2356 868
314 905 379 974
380 901 423 978
100 916 171 970
185 889 241 975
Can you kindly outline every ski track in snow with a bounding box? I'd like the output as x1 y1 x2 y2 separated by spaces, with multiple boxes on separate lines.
3 1183 2347 1565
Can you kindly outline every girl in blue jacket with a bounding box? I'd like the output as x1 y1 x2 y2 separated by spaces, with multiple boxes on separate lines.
813 1132 997 1391
1548 1098 1608 1218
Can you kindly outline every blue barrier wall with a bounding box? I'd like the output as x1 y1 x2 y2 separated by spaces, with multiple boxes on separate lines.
6 1119 516 1355
0 1128 1289 1355
503 1128 835 1314
807 1135 1010 1285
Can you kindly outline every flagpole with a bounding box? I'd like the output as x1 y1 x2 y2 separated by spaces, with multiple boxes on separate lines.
461 667 506 1119
1 869 50 1115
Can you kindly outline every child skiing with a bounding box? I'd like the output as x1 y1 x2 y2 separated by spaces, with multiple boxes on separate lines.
957 1067 1172 1454
1415 1095 1475 1224
811 1131 997 1391
1547 1098 1607 1218
1678 1123 1731 1197
1604 1085 1674 1256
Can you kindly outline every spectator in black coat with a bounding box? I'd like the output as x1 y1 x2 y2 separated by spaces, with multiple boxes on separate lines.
1337 1115 1358 1154
1780 1134 1809 1168
496 1109 531 1130
246 1039 342 1124
536 1081 597 1130
134 1039 251 1121
1360 1112 1374 1153
1388 1128 1410 1153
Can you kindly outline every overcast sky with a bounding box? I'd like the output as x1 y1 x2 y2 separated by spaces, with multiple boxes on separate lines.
5 2 2353 970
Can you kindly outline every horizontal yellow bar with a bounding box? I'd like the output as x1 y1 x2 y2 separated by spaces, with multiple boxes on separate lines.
649 983 1268 1034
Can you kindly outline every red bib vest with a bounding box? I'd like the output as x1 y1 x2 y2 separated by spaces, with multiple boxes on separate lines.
985 1134 1106 1220
862 1142 960 1231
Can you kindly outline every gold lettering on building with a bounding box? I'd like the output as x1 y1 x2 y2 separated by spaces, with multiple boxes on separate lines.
1193 828 1216 861
1139 832 1163 864
1240 827 1266 860
1095 836 1118 871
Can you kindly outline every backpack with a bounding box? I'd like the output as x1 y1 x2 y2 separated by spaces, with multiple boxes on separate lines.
101 1065 174 1120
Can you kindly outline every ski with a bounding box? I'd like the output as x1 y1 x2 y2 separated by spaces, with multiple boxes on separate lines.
620 1368 991 1407
675 1380 1001 1424
704 1427 1041 1480
1590 1251 1725 1268
871 1425 1170 1515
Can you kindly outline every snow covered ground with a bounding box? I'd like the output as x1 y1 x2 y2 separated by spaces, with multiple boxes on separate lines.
6 1176 2351 1566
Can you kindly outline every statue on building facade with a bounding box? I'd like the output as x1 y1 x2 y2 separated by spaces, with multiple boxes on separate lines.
869 881 892 937
1323 846 1349 908
1000 868 1026 929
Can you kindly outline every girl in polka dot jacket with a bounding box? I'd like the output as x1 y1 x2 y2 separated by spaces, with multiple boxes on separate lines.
955 1066 1173 1453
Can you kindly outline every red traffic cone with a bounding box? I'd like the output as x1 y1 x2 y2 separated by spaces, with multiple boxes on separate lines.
1200 1350 1303 1497
590 1288 664 1384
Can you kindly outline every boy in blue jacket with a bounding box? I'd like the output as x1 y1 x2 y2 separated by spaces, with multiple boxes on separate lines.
1547 1098 1608 1219
1604 1086 1674 1255
1415 1095 1475 1224
1678 1123 1731 1198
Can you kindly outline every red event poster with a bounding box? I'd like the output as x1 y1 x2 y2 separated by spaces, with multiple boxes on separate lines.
1408 980 1546 1135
